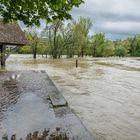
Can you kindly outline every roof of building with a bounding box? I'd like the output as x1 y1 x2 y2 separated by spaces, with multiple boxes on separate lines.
0 19 28 45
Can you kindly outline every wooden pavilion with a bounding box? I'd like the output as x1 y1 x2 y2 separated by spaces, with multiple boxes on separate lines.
0 19 28 66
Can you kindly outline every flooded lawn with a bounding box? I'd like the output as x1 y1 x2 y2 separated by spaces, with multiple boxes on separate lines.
1 54 140 140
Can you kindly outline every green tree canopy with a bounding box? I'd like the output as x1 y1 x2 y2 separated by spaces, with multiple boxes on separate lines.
72 17 92 57
90 33 115 57
128 35 140 56
0 0 84 26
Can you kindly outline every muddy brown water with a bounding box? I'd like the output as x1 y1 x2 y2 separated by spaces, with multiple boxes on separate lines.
1 54 140 140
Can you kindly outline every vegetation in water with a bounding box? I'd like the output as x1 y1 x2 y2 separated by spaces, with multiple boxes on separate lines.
17 17 140 58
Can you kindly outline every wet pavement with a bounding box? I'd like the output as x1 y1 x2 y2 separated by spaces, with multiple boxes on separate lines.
1 55 140 140
0 70 94 140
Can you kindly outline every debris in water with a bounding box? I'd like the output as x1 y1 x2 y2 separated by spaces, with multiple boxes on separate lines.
1 128 69 140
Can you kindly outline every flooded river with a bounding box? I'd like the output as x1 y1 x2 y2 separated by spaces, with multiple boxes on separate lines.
1 54 140 140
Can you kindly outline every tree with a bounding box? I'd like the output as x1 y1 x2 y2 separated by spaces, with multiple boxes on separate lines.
17 45 32 54
0 0 84 26
60 22 75 58
90 33 115 57
44 20 63 58
129 35 140 56
102 40 115 57
114 40 130 57
72 17 92 57
37 42 47 57
26 31 39 59
91 33 106 57
42 19 74 58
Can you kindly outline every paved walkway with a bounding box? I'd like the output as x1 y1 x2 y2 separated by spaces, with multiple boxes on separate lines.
0 71 94 140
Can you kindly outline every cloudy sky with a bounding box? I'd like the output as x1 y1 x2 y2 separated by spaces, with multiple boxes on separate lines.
71 0 140 40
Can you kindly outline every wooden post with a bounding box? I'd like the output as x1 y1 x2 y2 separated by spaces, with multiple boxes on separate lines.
0 45 6 66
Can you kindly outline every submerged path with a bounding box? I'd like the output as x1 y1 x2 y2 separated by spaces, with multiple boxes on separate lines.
0 71 94 140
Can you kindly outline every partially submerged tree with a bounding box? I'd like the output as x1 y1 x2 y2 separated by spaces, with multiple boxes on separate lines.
114 39 130 57
42 20 74 58
0 0 84 26
25 31 39 59
45 20 63 58
90 33 115 57
73 17 92 57
90 33 106 57
128 35 140 56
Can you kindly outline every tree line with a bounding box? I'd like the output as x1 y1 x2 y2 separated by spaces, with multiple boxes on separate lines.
17 17 140 58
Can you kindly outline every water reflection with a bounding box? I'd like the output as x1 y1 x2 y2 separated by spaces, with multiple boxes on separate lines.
0 74 20 120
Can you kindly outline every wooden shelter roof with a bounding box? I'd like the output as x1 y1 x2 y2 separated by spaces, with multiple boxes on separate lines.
0 19 28 45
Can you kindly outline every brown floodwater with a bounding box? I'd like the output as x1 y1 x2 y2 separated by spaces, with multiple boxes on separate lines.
1 54 140 140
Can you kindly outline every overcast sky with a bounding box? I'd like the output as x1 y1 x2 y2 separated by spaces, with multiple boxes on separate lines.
71 0 140 40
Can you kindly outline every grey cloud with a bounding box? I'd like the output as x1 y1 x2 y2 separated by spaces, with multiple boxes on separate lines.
73 8 140 23
71 0 140 40
95 21 140 34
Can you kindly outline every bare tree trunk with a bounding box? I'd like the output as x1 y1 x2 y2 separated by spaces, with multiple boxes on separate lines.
33 44 37 59
33 52 36 59
81 47 84 57
0 45 6 66
92 45 96 57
